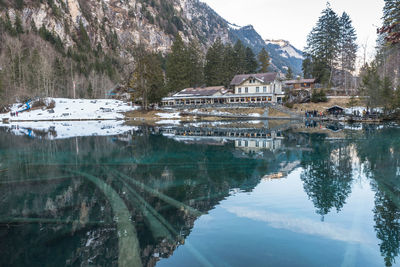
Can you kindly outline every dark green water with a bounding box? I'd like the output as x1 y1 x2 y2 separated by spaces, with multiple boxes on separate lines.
0 124 400 267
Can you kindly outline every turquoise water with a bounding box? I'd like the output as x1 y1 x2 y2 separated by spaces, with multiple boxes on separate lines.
0 124 399 266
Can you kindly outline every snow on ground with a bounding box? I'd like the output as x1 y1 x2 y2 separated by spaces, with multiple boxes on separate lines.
156 112 181 119
0 120 138 140
156 120 181 125
0 98 138 121
344 106 383 115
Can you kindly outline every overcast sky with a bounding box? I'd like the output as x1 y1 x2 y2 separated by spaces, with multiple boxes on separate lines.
200 0 384 62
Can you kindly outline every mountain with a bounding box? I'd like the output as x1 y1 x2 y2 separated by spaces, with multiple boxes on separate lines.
0 0 303 100
228 24 304 75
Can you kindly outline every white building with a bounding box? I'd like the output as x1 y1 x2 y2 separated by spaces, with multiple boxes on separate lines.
161 72 285 106
230 72 285 103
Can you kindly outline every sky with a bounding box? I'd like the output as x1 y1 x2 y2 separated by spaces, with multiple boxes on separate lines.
200 0 384 63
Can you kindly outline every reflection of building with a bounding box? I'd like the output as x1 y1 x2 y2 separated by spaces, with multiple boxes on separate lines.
235 137 282 152
161 126 284 152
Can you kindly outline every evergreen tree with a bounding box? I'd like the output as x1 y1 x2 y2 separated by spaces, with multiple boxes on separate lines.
257 48 270 73
31 20 38 33
14 14 24 35
285 67 294 80
381 76 394 113
129 45 164 109
204 38 225 86
360 63 382 108
339 12 357 91
222 43 237 87
302 54 313 79
244 47 258 74
16 0 24 10
77 20 91 51
4 13 16 36
165 34 190 92
304 2 341 85
187 40 204 88
233 40 246 74
379 0 400 45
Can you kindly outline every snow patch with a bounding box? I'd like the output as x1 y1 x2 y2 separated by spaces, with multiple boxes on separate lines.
156 112 181 119
1 120 138 140
0 98 138 121
156 120 181 125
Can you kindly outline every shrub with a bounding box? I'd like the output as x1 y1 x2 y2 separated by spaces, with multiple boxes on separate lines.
0 104 10 114
285 102 294 108
311 89 328 103
31 98 46 108
46 99 56 109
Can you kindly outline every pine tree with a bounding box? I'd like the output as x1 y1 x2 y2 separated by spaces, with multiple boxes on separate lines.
15 0 24 10
258 48 270 73
360 63 382 108
14 14 24 35
244 47 258 74
233 40 246 74
285 67 294 80
379 0 400 45
339 12 357 92
302 54 313 79
187 40 204 88
304 2 341 85
204 38 225 86
222 43 237 87
381 76 394 112
129 45 164 109
4 13 16 36
165 34 190 92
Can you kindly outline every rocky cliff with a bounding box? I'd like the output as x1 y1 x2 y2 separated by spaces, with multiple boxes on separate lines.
1 0 231 55
1 0 302 68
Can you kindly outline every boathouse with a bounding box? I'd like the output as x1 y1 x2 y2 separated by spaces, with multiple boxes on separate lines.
326 105 345 115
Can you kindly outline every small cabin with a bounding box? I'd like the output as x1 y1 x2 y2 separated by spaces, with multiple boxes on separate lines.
285 79 316 90
326 105 345 115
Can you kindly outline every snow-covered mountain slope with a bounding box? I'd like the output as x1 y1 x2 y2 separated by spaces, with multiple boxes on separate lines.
266 39 304 60
229 25 304 75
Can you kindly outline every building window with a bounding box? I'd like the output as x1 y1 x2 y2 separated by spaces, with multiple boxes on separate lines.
245 140 248 147
238 88 242 93
256 141 259 147
245 87 248 93
238 140 242 146
256 87 259 93
263 86 266 92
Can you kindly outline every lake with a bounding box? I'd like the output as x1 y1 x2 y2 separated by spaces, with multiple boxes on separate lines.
0 122 399 267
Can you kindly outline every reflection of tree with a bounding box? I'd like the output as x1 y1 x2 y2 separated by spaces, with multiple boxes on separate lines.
355 127 400 267
373 186 400 267
300 135 353 219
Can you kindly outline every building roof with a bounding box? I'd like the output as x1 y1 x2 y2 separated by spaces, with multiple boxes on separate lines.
173 86 227 97
285 79 316 85
326 105 345 111
230 73 278 86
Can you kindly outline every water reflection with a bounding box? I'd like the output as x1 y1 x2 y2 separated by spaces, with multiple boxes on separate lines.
0 123 399 266
300 133 354 219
